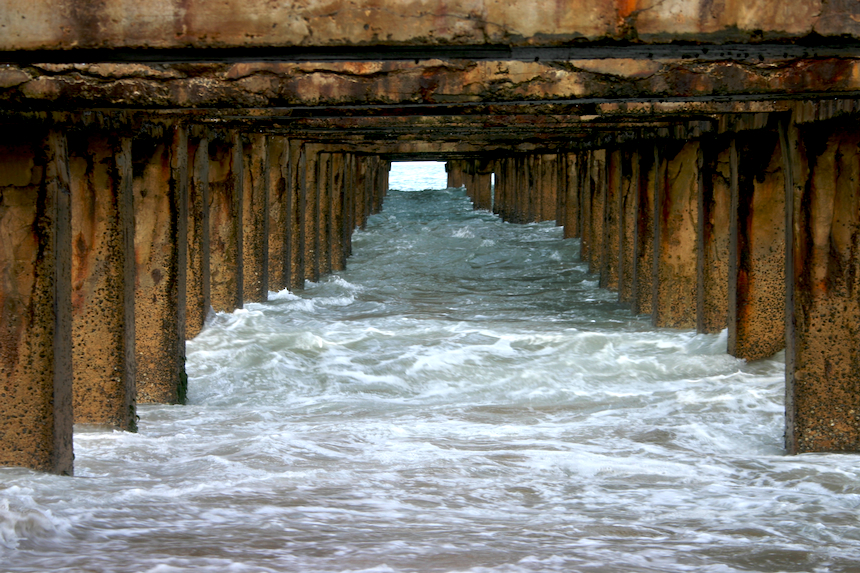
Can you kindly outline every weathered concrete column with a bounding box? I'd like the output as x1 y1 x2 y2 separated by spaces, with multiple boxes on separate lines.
587 150 607 275
330 153 347 272
652 141 699 329
317 151 332 276
580 151 594 264
447 160 465 188
0 129 73 475
242 134 269 303
208 133 243 312
632 145 657 316
288 140 305 289
562 153 581 239
343 153 356 258
619 147 639 305
696 137 731 334
785 118 860 453
375 158 389 214
69 132 136 429
555 153 566 227
602 149 622 291
186 129 210 339
303 144 320 282
517 156 530 224
267 135 290 293
472 159 494 211
133 124 188 405
729 127 786 360
355 155 370 230
494 157 511 221
538 154 558 223
492 159 503 217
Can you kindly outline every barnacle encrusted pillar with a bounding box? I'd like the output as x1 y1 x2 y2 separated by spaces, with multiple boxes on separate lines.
729 126 786 360
69 131 136 429
652 141 699 329
785 117 860 454
209 132 243 312
0 128 73 474
133 124 188 405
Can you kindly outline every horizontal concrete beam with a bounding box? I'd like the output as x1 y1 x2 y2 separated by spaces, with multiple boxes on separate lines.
3 57 860 110
2 1 859 52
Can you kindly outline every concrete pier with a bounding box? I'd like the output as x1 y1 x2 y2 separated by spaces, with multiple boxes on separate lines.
5 2 860 472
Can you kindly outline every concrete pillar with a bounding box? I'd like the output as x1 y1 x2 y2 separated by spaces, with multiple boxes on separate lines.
446 160 461 188
69 132 136 430
492 159 503 217
729 128 786 360
242 134 269 303
0 129 73 475
784 118 860 453
133 125 188 405
208 134 243 312
580 151 593 264
517 156 530 224
587 150 607 275
289 140 305 289
562 153 581 239
331 153 347 272
318 151 332 276
344 153 356 257
697 137 731 334
267 136 290 293
653 141 699 329
355 155 369 230
539 153 558 223
632 145 657 316
602 149 622 291
619 148 639 305
303 144 319 282
527 155 539 222
494 157 509 221
186 129 210 339
473 159 493 211
555 153 566 227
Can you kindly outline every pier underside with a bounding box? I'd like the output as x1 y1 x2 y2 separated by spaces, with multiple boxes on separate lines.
3 0 860 473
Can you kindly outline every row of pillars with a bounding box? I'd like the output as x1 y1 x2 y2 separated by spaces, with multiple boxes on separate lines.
449 114 860 454
0 122 389 474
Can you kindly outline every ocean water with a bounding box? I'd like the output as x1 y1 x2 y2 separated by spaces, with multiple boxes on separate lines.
2 162 860 572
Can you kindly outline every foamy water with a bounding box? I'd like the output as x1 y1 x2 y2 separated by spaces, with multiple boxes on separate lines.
2 162 859 572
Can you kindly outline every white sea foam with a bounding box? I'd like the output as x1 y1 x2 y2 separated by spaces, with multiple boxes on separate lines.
2 165 860 572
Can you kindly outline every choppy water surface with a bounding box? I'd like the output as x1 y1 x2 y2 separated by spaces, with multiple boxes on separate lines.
2 163 860 573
